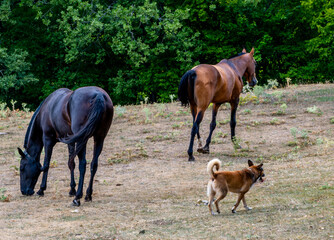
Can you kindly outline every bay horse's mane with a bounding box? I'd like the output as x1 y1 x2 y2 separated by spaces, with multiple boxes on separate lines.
24 100 45 149
228 52 246 59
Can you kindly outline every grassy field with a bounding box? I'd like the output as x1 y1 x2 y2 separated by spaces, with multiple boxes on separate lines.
0 84 333 239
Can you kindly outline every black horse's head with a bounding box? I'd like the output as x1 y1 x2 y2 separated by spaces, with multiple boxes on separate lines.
18 148 42 196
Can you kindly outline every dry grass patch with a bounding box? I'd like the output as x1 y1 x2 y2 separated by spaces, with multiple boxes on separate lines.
0 84 333 239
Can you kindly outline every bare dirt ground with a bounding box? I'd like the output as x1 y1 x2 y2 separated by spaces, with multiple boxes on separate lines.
0 84 333 240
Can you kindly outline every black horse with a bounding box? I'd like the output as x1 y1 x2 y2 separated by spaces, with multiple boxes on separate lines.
18 86 114 206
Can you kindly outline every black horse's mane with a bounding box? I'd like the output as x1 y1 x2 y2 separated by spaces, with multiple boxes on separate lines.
228 52 246 59
24 100 45 149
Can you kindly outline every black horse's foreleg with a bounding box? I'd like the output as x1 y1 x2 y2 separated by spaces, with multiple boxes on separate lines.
73 147 87 206
85 138 104 202
68 143 76 196
230 99 241 148
188 111 203 161
37 139 56 196
200 104 221 154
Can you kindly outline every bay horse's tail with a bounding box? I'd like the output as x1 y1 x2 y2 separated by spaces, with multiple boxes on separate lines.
178 69 196 106
60 93 105 155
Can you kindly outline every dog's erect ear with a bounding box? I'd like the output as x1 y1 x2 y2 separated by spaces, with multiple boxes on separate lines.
257 163 263 168
248 160 254 167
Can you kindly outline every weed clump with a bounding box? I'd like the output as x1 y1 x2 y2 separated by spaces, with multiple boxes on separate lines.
306 106 323 116
289 127 312 148
330 117 334 124
0 188 10 202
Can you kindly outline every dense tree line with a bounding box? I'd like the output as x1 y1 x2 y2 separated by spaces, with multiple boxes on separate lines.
0 0 333 107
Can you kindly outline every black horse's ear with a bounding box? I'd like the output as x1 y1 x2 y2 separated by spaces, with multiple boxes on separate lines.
18 148 26 159
248 160 254 167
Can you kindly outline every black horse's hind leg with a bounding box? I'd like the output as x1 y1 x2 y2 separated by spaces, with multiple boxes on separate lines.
37 138 56 196
85 137 104 202
188 111 204 161
68 143 76 196
230 99 241 148
73 146 87 206
200 103 221 154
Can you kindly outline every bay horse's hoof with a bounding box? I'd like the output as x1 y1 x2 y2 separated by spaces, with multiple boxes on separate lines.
72 199 81 206
197 146 210 154
197 147 203 153
85 195 92 202
69 189 76 197
188 156 195 161
37 189 44 196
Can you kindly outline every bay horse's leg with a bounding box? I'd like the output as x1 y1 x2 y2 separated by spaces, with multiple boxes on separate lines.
187 110 204 161
68 143 76 196
73 146 87 206
191 105 203 150
37 138 56 196
199 103 221 154
85 137 104 202
230 98 241 148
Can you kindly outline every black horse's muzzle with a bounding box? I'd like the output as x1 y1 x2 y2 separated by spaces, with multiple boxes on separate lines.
21 189 35 196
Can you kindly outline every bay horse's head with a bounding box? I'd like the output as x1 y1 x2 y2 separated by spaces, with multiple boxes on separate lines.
18 148 42 196
242 48 257 87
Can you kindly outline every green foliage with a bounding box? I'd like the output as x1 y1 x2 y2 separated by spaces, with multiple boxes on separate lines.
0 0 333 107
0 48 38 103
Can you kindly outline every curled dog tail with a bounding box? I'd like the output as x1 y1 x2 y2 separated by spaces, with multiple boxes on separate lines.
207 158 222 179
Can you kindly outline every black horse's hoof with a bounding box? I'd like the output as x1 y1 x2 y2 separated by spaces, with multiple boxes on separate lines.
85 195 92 202
37 189 44 196
69 189 76 197
72 199 81 206
188 156 195 161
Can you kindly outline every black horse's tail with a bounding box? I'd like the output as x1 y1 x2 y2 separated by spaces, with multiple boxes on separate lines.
178 69 196 107
60 93 105 156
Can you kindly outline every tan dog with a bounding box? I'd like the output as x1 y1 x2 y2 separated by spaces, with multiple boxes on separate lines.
207 158 265 215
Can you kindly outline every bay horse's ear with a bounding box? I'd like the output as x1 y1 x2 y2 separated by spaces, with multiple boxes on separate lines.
248 160 254 167
242 48 247 53
250 47 254 56
18 148 26 159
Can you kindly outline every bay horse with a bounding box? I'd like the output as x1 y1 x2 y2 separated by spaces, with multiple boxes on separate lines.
18 86 114 206
178 48 257 161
